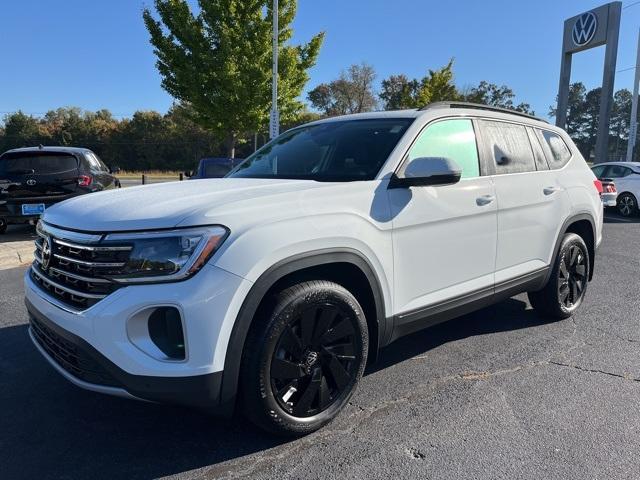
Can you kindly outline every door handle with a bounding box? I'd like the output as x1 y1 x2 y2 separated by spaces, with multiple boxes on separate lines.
476 195 495 206
543 186 562 195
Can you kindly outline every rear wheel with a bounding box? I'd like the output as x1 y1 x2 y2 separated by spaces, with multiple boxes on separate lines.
617 192 638 217
528 233 589 320
241 280 368 436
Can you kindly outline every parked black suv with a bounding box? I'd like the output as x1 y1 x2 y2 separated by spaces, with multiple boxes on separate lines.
0 146 119 233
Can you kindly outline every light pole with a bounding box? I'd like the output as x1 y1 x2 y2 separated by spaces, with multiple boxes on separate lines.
626 29 640 162
269 0 280 140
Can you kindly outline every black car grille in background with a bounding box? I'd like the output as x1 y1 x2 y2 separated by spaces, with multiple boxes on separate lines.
29 315 120 388
31 224 131 310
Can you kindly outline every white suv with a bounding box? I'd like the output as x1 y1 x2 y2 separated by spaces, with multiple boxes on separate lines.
25 103 603 435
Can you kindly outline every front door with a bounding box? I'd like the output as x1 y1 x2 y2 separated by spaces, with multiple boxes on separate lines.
389 118 497 317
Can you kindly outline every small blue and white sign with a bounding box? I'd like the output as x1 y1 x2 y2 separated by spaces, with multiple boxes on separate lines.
21 203 45 216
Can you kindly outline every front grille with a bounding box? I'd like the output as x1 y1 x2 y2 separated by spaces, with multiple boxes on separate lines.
31 222 131 310
30 315 120 388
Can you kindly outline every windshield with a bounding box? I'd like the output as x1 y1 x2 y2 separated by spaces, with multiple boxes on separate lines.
0 152 78 175
227 118 413 181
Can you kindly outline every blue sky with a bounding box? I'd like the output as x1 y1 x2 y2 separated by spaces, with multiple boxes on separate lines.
0 0 639 120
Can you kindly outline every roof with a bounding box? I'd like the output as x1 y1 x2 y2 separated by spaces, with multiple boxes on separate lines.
304 102 551 129
1 146 93 156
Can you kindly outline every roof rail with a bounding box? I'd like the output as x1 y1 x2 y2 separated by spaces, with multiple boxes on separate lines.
419 101 547 123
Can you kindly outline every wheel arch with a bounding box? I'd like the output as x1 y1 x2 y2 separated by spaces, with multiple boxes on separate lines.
218 248 388 414
549 213 597 283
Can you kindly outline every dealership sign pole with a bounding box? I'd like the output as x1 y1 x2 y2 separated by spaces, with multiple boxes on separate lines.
556 2 621 163
626 29 640 163
270 0 280 140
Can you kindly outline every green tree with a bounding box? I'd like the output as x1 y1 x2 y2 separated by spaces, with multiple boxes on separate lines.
462 81 534 114
143 0 324 157
0 111 48 151
379 74 420 110
379 60 460 110
308 63 378 116
416 59 460 106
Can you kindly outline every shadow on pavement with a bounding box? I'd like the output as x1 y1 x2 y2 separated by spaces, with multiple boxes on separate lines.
0 224 37 244
370 297 546 374
0 295 549 480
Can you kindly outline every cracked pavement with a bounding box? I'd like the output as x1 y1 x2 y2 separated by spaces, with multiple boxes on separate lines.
1 214 639 479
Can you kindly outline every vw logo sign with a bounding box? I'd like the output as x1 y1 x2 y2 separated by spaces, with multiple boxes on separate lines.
41 236 53 270
26 179 37 186
572 11 597 47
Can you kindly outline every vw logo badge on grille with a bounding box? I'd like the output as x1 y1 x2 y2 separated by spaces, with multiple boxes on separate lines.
572 11 597 47
41 236 53 270
26 179 37 186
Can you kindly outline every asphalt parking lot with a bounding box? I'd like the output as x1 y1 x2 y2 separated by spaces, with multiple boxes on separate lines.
1 213 639 480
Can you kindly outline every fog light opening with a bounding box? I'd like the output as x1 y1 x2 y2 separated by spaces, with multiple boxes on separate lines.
148 307 186 360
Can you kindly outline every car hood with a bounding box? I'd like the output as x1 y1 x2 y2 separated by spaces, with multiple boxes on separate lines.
43 178 332 232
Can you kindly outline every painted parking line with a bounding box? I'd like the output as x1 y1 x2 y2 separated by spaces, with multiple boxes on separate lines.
604 214 637 223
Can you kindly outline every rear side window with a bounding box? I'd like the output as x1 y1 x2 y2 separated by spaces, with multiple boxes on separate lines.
408 119 480 178
604 165 633 178
478 120 536 175
591 165 606 179
537 130 572 169
0 152 78 175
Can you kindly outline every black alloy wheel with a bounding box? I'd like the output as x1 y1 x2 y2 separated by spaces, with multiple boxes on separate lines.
528 232 590 320
557 244 587 309
270 302 361 418
617 193 637 217
241 280 368 436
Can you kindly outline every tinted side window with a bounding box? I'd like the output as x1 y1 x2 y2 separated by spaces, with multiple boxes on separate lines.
85 152 103 171
591 165 606 179
538 130 572 169
527 127 549 171
478 120 536 175
408 119 480 178
604 165 632 178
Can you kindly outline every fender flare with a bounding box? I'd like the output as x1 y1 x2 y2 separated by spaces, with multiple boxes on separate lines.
217 248 387 414
546 212 597 284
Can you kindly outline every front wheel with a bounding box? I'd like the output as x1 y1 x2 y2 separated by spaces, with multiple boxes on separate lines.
617 192 638 217
241 280 368 436
0 218 7 234
528 233 590 320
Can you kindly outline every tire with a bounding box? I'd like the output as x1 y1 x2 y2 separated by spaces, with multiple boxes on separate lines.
528 233 590 320
241 280 368 436
617 192 638 217
0 218 7 234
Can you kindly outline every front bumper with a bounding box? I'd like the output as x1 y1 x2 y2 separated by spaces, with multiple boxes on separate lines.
25 263 253 412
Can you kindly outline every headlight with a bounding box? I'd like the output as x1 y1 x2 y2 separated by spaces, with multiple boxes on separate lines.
103 226 228 284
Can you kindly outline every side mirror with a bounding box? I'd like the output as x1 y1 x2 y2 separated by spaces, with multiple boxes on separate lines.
389 157 462 188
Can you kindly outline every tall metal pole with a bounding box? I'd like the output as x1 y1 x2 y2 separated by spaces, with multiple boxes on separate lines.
594 2 621 163
269 0 279 140
626 29 640 162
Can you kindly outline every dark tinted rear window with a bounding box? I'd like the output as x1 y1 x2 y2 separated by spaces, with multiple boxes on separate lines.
0 152 78 175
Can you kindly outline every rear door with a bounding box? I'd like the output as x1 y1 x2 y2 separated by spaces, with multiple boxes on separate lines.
600 164 637 196
84 151 116 189
477 120 572 284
